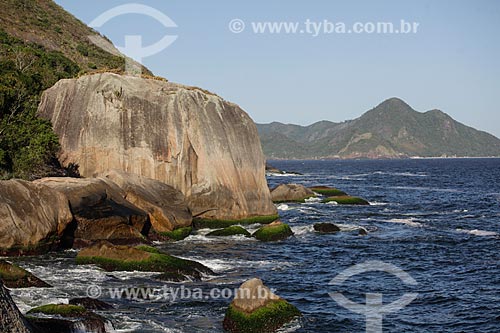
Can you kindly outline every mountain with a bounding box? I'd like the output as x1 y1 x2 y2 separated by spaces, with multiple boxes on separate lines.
257 98 500 159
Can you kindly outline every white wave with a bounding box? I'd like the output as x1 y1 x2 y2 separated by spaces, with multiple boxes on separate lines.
304 196 322 203
277 204 290 211
291 225 314 236
385 218 423 228
456 229 498 237
369 201 389 206
267 172 300 177
334 223 362 232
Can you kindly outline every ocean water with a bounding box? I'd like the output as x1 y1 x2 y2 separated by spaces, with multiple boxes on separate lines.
8 159 500 332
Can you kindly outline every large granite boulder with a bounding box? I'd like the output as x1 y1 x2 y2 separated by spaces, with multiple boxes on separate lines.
223 278 300 333
38 73 276 221
0 180 73 255
270 184 316 203
99 170 192 233
0 281 36 333
34 177 149 246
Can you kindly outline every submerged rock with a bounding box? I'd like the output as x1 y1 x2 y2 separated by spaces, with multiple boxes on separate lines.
206 226 251 237
38 73 276 222
270 184 316 203
313 223 341 234
69 298 113 311
0 281 36 333
223 278 301 333
253 221 293 242
0 260 51 288
0 180 73 255
100 170 192 234
34 177 149 247
27 304 112 333
76 241 213 281
322 195 370 205
309 186 347 196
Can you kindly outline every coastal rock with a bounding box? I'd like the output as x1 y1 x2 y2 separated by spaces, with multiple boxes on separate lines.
207 226 251 237
253 221 293 242
0 180 73 255
313 223 341 234
34 177 149 246
27 304 112 333
0 260 51 288
223 278 300 333
38 73 276 221
76 241 213 281
69 298 113 311
322 195 370 205
270 184 316 203
309 186 347 196
100 170 192 233
0 281 36 333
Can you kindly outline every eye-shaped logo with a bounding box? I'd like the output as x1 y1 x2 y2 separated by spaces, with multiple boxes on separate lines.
87 4 178 75
329 260 418 333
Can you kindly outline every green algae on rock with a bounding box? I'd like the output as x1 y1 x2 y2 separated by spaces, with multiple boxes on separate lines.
252 221 293 242
309 186 347 196
193 214 279 229
158 226 193 241
0 260 51 288
76 241 213 281
322 195 370 205
223 278 301 333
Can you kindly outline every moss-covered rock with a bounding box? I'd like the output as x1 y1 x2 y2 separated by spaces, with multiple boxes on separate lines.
223 278 301 333
158 226 192 241
207 226 251 237
26 303 112 333
252 221 293 242
313 223 341 234
322 195 370 205
310 186 347 196
193 214 279 229
27 304 86 316
76 241 213 281
0 260 51 288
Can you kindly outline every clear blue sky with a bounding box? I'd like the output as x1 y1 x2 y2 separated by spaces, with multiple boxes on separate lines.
54 0 500 137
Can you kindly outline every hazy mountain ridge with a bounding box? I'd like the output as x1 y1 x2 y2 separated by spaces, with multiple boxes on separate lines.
257 98 500 159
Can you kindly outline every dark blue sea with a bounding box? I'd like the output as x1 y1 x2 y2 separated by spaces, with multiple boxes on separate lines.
9 159 500 332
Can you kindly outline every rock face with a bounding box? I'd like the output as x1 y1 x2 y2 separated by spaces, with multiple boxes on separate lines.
0 281 35 333
100 170 192 232
34 177 149 246
270 184 316 203
223 278 300 333
0 180 73 255
38 73 276 220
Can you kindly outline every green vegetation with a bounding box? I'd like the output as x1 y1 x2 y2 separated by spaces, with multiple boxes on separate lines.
0 29 79 179
252 223 293 242
134 245 161 254
207 226 251 237
258 97 500 159
158 226 192 241
193 214 279 229
27 304 86 317
322 196 370 205
223 300 301 333
310 186 347 196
